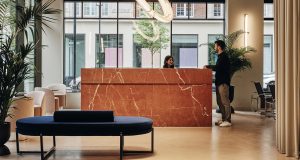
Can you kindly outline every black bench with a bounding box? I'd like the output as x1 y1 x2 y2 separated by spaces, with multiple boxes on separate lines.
16 111 154 160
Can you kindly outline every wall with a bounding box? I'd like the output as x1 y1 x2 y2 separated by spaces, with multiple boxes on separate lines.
226 0 264 111
42 0 63 86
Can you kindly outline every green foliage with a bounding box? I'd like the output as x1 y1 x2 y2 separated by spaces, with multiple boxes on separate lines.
134 20 169 55
0 0 60 124
207 30 256 79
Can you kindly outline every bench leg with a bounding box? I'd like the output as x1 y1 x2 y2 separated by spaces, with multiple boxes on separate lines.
120 132 124 160
151 128 154 153
122 128 154 156
16 130 56 160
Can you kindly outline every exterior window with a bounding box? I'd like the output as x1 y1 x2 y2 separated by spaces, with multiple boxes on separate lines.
176 3 185 17
83 3 99 17
76 3 81 17
133 35 162 68
101 3 109 17
263 35 274 74
172 35 198 68
64 2 81 18
189 4 194 17
207 3 224 19
264 3 273 18
176 3 194 17
96 34 123 68
208 34 221 65
118 2 134 18
64 34 85 86
213 4 221 16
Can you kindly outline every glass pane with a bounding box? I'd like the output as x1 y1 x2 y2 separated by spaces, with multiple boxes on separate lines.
173 3 188 19
64 2 82 18
207 3 224 19
96 34 123 68
101 2 117 18
190 3 206 19
64 34 74 87
133 19 170 68
172 35 198 68
136 2 154 18
24 47 35 92
208 34 222 65
83 2 99 18
64 34 85 87
264 3 273 18
64 17 74 87
118 2 134 18
263 35 273 74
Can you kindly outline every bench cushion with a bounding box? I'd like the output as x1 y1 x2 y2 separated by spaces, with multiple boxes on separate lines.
54 111 114 122
16 116 153 136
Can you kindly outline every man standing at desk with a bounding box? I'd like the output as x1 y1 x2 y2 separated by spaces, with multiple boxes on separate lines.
205 40 231 127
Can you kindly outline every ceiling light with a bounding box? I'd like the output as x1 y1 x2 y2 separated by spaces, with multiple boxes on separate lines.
136 0 173 23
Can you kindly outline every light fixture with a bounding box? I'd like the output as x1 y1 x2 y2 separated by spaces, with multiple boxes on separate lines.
136 0 173 23
244 14 249 49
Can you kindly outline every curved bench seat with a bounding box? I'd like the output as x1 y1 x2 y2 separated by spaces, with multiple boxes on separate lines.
16 116 154 160
17 116 153 136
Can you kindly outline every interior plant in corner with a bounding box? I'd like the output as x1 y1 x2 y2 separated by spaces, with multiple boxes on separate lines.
0 0 60 155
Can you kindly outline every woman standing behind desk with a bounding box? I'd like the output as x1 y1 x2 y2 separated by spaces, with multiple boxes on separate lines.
163 55 174 68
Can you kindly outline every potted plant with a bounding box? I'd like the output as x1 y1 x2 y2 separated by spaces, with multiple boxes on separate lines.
0 0 59 155
205 30 256 112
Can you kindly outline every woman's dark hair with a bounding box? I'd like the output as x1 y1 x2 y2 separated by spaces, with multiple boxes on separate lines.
215 40 226 50
163 55 174 68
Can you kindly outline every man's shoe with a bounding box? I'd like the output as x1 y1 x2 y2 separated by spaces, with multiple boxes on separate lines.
215 120 223 126
219 121 232 127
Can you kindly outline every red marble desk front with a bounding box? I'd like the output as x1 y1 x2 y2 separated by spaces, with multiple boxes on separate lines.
81 68 212 127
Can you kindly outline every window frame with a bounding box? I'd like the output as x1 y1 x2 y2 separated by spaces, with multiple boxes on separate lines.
63 0 226 86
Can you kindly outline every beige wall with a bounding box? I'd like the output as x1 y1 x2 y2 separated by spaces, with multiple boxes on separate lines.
226 0 264 110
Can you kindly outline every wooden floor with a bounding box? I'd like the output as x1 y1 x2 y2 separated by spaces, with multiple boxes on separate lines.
3 111 296 160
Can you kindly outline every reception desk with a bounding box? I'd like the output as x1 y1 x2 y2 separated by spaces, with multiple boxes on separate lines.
81 68 212 127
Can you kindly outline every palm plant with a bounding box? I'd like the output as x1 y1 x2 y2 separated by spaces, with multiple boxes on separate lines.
207 30 256 80
0 0 60 125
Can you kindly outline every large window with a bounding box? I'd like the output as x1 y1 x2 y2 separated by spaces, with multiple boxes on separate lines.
95 34 123 68
263 2 274 87
63 1 225 87
263 35 273 74
65 34 85 86
208 34 222 65
172 35 198 68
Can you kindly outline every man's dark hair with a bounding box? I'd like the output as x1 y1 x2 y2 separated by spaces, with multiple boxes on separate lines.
215 40 226 50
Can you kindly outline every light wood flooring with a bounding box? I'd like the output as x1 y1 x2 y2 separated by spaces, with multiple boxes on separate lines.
2 111 296 160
